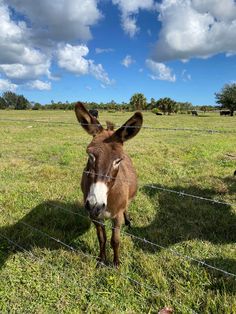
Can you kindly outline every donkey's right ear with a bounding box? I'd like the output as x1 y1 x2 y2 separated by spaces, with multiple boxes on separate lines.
75 102 103 136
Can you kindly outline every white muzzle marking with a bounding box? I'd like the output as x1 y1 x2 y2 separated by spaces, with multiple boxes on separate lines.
86 181 108 208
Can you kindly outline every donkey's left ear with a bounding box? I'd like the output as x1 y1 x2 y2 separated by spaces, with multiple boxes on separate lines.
112 112 143 143
75 102 103 136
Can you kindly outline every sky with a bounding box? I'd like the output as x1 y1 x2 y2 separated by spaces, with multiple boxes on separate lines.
0 0 236 106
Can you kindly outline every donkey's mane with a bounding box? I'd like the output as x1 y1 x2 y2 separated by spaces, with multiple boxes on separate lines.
106 121 115 131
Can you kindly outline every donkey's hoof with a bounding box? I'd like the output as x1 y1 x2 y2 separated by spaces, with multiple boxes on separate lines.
113 260 120 269
96 257 107 268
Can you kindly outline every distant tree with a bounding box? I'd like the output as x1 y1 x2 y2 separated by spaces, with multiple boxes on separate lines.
32 102 42 110
129 93 147 110
156 97 176 115
199 105 208 113
0 96 7 109
15 95 30 110
1 91 19 109
149 97 156 110
215 83 236 116
177 101 193 113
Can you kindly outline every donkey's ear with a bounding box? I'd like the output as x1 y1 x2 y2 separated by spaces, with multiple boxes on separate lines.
75 102 103 136
112 112 143 143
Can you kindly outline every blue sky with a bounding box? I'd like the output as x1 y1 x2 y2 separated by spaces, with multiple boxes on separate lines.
0 0 236 106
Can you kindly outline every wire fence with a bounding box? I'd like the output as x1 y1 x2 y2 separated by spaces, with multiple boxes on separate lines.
0 233 118 311
1 115 235 311
84 171 236 208
0 209 196 314
1 118 236 134
47 200 236 279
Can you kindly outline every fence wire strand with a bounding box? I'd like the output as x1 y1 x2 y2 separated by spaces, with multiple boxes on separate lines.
84 171 236 208
0 208 161 297
1 115 235 313
47 200 236 279
1 118 236 134
0 209 197 314
0 233 117 310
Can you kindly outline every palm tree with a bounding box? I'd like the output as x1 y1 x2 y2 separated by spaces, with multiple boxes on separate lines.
156 97 176 115
129 93 147 110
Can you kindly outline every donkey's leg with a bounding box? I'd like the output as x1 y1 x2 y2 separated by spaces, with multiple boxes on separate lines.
94 221 107 264
124 210 131 228
111 213 123 268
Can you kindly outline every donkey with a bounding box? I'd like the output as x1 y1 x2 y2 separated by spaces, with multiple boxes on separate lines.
75 102 143 267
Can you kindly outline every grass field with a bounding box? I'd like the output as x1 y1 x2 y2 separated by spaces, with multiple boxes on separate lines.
0 110 236 313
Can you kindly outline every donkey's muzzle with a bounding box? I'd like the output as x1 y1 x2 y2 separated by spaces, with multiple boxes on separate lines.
85 200 106 218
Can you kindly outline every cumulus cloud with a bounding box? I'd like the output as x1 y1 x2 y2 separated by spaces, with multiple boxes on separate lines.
0 61 51 80
153 0 236 61
112 0 155 37
146 59 176 82
57 44 112 85
27 80 51 91
0 1 51 80
0 1 110 87
7 0 101 42
0 78 17 91
121 55 135 67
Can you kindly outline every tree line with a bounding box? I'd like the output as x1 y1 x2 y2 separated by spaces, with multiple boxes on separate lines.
0 83 236 115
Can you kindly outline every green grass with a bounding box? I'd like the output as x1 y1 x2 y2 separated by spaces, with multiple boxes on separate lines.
0 110 236 313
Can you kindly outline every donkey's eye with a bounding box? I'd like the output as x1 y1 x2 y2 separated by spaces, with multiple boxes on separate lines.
88 153 95 163
113 158 122 169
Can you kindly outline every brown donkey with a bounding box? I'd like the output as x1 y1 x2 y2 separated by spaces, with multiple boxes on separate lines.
75 102 143 267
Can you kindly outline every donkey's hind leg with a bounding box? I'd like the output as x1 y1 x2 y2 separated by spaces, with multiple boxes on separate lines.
124 210 131 228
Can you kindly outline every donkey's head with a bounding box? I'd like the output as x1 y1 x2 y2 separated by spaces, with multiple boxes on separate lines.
75 102 143 219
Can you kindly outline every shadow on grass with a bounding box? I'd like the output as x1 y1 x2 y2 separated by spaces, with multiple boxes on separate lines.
129 176 236 290
0 200 91 269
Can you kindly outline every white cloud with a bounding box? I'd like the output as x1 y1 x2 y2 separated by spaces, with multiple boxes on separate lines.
153 0 236 61
95 48 114 54
181 69 191 81
0 1 103 86
0 61 51 80
0 1 51 80
27 80 51 90
121 55 135 67
89 61 112 85
57 44 112 85
0 78 17 92
112 0 155 37
7 0 102 42
57 44 90 75
146 59 176 82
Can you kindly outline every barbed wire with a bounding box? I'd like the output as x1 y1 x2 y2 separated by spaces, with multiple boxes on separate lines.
47 200 236 279
0 232 117 310
143 184 236 207
0 209 197 314
1 118 236 134
0 208 161 297
1 115 235 312
84 171 236 208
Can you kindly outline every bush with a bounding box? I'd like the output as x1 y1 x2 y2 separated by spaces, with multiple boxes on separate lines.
152 108 162 115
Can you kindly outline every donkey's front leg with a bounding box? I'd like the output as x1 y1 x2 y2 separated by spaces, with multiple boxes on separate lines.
94 221 107 264
111 213 123 268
